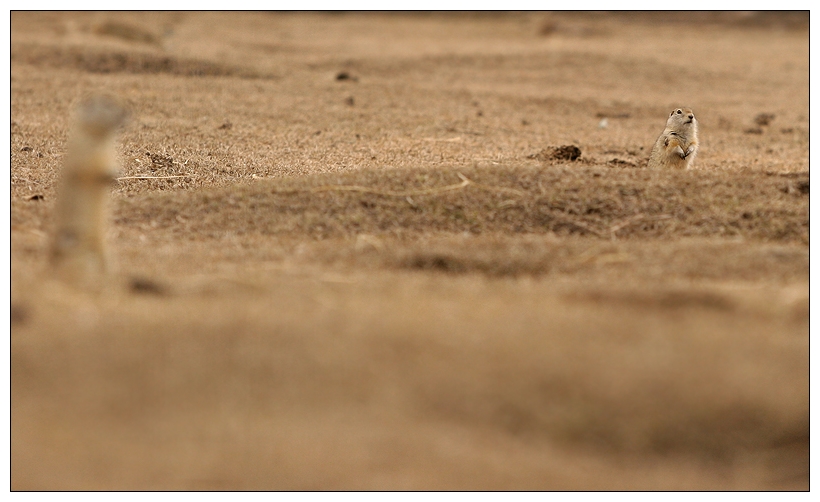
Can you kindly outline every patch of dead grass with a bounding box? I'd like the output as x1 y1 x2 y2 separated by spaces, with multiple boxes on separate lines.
11 43 268 78
114 165 808 243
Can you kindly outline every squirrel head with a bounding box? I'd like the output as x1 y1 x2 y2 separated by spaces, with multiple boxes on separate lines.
666 107 697 131
73 94 129 138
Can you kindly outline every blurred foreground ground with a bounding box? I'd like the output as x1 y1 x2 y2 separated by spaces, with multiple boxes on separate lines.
10 11 808 490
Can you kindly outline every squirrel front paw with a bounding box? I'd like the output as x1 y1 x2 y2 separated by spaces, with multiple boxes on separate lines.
672 145 685 158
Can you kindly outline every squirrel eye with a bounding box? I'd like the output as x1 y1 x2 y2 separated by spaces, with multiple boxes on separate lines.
676 109 682 114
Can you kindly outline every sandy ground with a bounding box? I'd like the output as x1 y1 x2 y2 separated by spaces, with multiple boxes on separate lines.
10 11 809 490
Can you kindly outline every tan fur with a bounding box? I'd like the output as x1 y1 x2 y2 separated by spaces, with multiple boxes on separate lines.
647 107 699 169
50 94 128 286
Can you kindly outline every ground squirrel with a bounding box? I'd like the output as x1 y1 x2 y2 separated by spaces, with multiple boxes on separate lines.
647 107 699 169
50 94 128 286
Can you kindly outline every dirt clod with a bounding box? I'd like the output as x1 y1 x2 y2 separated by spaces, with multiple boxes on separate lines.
147 152 175 170
754 113 776 126
128 276 168 295
529 145 582 162
10 304 28 325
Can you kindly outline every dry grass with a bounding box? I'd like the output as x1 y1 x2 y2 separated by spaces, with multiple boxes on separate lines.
111 165 808 242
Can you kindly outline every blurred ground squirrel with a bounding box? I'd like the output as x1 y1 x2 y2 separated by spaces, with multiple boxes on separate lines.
51 94 128 286
648 107 699 169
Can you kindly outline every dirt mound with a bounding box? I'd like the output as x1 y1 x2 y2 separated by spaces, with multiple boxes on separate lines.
528 144 583 162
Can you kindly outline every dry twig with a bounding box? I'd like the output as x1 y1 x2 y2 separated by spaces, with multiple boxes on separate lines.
608 214 673 238
116 175 194 180
263 173 526 198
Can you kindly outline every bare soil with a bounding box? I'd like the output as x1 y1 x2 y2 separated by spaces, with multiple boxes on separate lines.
10 11 809 491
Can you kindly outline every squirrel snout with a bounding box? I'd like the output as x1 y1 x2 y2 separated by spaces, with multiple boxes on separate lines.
688 114 694 120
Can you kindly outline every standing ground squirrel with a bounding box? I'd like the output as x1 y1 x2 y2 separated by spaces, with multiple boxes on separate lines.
50 94 128 286
647 107 699 169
